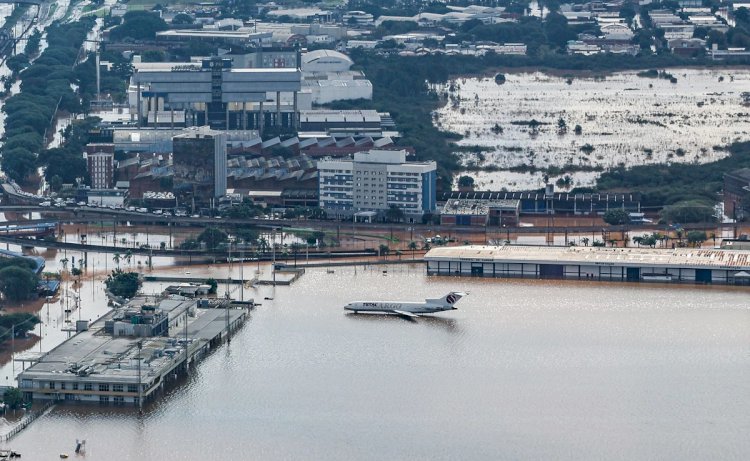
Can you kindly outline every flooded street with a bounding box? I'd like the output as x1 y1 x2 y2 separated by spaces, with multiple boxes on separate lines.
436 69 750 190
1 259 748 460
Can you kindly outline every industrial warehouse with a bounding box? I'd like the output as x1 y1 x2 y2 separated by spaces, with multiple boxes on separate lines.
425 245 750 284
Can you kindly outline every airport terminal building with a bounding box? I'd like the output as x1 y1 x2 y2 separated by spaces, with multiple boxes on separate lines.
425 245 750 285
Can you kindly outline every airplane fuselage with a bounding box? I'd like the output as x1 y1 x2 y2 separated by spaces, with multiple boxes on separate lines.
345 301 455 314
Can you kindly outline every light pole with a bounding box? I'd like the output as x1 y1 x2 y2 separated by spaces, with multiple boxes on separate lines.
136 340 142 411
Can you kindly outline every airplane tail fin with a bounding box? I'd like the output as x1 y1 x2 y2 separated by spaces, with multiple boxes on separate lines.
428 291 467 307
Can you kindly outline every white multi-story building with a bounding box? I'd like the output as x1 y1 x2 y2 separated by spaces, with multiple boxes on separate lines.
317 149 436 220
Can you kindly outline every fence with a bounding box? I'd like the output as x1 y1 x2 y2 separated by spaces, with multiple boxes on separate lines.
1 400 55 442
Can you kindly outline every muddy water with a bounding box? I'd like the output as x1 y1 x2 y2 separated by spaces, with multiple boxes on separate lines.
2 264 749 460
436 69 750 190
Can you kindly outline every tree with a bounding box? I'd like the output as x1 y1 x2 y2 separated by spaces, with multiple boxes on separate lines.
574 124 582 135
49 174 63 192
112 253 121 269
385 205 405 223
198 228 228 250
581 237 590 247
687 230 707 247
235 228 259 245
290 242 302 266
172 13 194 25
105 270 140 298
205 278 218 294
3 388 24 410
6 54 30 75
124 250 133 267
258 236 271 252
408 241 418 259
0 266 38 302
0 313 41 337
641 234 657 248
557 117 567 134
379 244 390 259
543 12 576 49
660 200 716 224
603 209 629 225
1 148 37 183
458 175 475 189
109 11 168 40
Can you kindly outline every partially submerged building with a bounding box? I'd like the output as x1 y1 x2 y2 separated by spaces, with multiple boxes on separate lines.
425 245 750 284
18 296 247 406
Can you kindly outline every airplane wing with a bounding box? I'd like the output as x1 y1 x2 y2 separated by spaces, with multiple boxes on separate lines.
392 310 419 318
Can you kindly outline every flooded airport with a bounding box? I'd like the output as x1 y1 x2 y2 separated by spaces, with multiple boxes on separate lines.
3 260 749 460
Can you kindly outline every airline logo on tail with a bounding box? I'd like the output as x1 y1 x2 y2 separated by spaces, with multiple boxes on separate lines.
446 293 458 304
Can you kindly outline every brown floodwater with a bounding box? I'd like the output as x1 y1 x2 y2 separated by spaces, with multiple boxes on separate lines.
2 263 748 460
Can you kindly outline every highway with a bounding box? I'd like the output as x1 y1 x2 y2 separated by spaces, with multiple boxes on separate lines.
0 234 379 259
0 204 741 251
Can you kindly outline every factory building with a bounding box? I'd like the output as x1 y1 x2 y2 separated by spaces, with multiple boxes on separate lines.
300 50 373 104
317 149 436 221
130 57 302 133
172 127 227 208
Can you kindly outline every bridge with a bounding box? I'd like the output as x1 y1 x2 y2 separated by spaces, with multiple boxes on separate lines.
0 222 56 237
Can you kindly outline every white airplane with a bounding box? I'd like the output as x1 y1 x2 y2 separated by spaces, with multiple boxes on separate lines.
344 292 467 318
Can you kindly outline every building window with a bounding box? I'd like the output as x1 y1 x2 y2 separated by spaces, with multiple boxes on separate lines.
60 382 66 390
99 396 109 405
99 383 109 392
73 383 79 391
113 384 124 393
128 384 138 393
84 383 92 391
113 396 125 406
49 381 55 390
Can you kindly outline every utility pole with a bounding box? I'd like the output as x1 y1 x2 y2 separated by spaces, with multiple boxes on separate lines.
136 341 142 411
272 228 276 285
184 310 188 374
11 324 14 379
239 246 244 302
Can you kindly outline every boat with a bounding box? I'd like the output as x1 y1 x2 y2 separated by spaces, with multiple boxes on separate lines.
641 273 673 282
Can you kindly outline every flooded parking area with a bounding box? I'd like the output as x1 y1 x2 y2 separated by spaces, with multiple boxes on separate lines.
435 68 750 190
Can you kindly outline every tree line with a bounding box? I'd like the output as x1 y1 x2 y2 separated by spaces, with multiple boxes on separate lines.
1 18 95 184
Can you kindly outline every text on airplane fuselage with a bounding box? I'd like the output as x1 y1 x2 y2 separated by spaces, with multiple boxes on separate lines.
363 302 402 309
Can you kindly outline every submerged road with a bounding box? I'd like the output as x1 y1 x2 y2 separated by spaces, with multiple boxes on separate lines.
0 205 740 239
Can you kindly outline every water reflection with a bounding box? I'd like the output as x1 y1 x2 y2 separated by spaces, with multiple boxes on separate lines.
345 312 462 333
5 267 750 460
